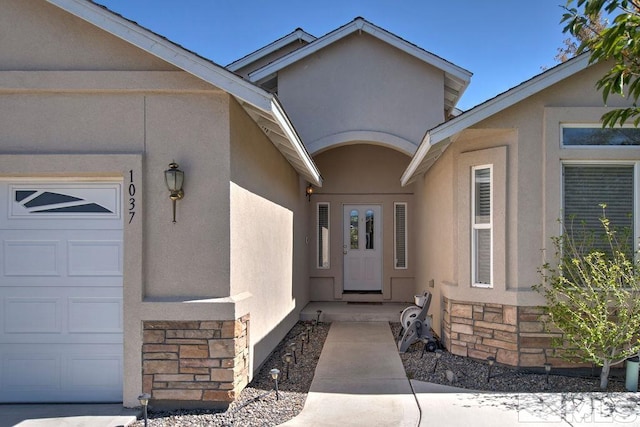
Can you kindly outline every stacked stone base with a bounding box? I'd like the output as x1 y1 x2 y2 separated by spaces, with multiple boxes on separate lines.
142 316 249 408
443 298 581 368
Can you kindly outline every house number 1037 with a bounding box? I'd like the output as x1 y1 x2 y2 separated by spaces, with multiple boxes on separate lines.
128 169 136 224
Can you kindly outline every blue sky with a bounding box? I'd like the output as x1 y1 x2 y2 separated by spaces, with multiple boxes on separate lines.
96 0 573 111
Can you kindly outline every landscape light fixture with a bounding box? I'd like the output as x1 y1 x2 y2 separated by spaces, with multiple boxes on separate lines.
289 342 298 364
306 324 312 341
284 353 293 380
138 393 151 427
270 368 280 400
300 332 307 354
305 184 314 202
164 162 185 223
487 356 496 383
316 310 322 324
544 363 552 388
432 349 443 373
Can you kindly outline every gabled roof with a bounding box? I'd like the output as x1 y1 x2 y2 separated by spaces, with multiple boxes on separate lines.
247 17 472 115
400 53 592 186
46 0 322 187
226 28 316 72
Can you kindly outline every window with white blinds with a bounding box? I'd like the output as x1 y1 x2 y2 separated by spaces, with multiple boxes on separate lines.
317 203 330 269
472 166 492 287
394 202 407 269
563 164 634 258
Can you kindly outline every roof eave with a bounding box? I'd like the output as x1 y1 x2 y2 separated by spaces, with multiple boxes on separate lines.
401 53 592 186
46 0 321 187
247 18 472 110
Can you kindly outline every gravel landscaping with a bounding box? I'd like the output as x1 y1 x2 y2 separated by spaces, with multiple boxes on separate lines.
133 321 631 426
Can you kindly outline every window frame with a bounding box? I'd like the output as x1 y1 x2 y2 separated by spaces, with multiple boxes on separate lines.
561 160 639 257
394 202 408 270
317 202 330 269
471 164 493 288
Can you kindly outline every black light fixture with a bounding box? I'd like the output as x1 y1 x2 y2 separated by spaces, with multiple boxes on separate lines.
138 393 151 427
270 368 280 400
164 162 185 223
487 356 496 383
305 183 314 202
544 362 552 388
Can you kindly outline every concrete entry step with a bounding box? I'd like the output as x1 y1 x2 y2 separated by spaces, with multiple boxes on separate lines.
300 301 408 322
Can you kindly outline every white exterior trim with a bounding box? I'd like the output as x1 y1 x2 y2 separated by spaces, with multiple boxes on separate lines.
307 130 418 156
471 164 493 288
402 53 592 186
226 29 316 72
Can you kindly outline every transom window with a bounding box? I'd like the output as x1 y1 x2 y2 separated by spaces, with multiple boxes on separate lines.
562 125 640 146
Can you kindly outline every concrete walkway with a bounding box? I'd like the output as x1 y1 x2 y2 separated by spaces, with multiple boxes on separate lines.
280 321 420 427
281 321 640 427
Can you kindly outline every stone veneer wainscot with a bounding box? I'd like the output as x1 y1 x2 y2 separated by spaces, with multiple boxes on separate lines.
442 297 578 368
142 316 249 408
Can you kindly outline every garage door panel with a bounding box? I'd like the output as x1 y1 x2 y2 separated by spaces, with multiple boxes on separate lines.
4 297 62 333
68 297 122 334
3 240 61 277
68 240 122 276
0 346 122 402
2 353 61 390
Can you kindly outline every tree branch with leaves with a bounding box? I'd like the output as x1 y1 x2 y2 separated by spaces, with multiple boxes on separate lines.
535 207 640 389
561 0 640 126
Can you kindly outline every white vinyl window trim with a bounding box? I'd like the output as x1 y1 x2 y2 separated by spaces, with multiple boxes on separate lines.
394 202 408 269
471 165 493 288
317 202 330 269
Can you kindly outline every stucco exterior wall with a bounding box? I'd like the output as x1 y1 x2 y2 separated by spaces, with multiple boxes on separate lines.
0 0 257 407
277 33 445 155
1 0 177 71
310 144 415 301
229 99 309 375
416 61 640 363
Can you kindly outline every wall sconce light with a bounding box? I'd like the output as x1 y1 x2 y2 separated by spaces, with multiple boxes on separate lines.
138 393 151 427
164 162 184 223
305 184 314 202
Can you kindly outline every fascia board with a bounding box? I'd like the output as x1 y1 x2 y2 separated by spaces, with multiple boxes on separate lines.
249 18 472 85
270 98 323 187
226 29 316 72
401 54 591 186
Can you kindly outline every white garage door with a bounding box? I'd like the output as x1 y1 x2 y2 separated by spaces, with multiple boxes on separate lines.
0 181 123 403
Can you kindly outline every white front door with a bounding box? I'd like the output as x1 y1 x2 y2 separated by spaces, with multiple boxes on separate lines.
0 181 123 403
343 205 382 292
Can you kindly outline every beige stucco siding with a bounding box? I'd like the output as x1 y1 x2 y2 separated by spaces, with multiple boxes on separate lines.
418 61 640 338
277 33 445 154
229 99 309 375
1 0 176 71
